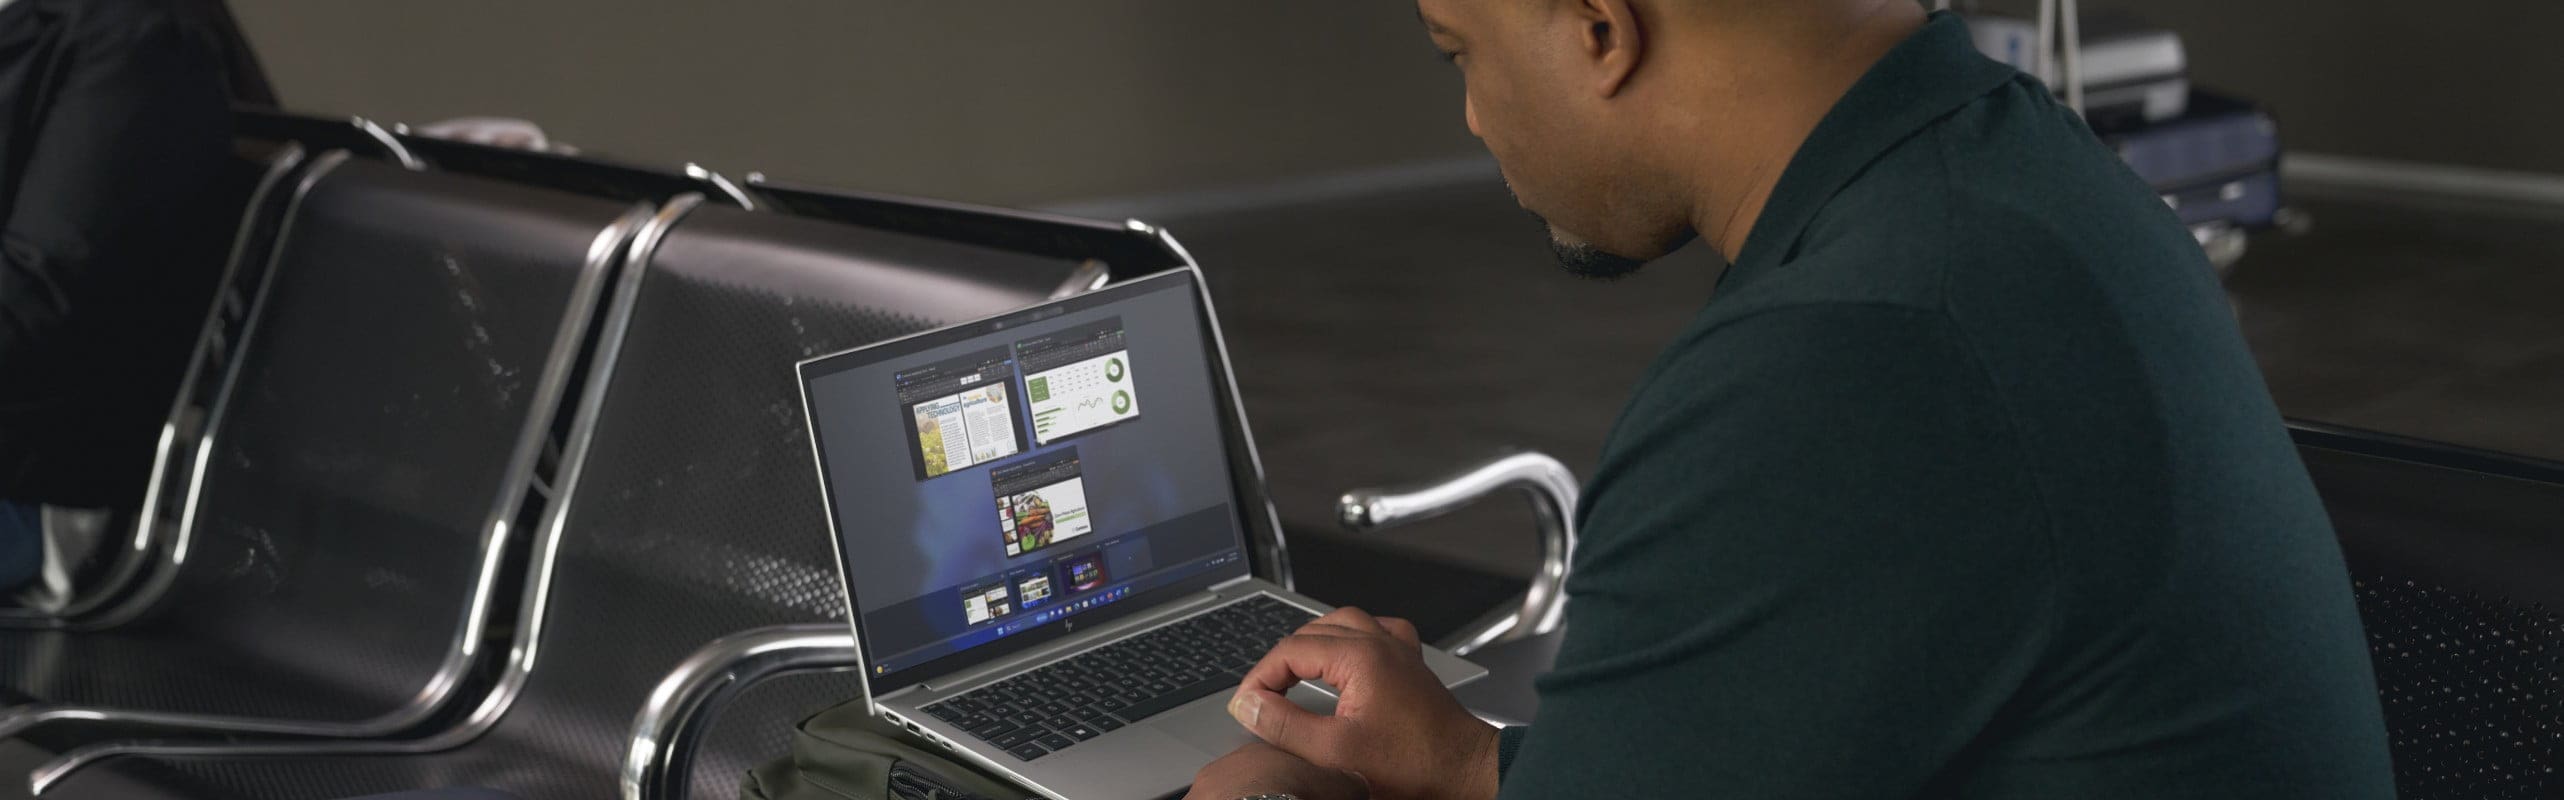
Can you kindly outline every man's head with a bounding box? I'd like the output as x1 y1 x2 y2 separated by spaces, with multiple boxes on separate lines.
1417 0 1924 276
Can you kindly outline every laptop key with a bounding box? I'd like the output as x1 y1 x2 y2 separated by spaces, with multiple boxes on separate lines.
1044 714 1081 732
924 703 964 723
1064 722 1103 740
994 727 1042 749
971 720 1019 740
1009 742 1050 762
1091 715 1125 733
1036 733 1076 751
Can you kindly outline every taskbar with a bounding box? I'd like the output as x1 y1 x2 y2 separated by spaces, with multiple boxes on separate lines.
870 548 1244 675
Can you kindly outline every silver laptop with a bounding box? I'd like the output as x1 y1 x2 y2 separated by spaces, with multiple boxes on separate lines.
797 267 1485 800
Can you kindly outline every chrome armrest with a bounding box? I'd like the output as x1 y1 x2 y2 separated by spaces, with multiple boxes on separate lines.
1336 451 1577 657
620 623 860 800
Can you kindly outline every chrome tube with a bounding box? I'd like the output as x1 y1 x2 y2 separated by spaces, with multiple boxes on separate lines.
0 145 309 629
1336 452 1577 657
29 197 693 793
4 183 652 757
619 624 860 800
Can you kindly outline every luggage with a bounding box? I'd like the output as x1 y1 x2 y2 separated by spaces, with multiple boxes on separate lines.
2101 90 2283 230
1962 12 2190 127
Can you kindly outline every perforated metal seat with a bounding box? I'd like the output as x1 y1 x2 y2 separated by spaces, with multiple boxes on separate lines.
235 109 420 168
32 197 1105 799
2293 423 2564 800
1 154 645 753
397 134 756 210
0 139 307 634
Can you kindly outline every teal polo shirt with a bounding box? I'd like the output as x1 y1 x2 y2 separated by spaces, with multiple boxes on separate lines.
1492 13 2394 799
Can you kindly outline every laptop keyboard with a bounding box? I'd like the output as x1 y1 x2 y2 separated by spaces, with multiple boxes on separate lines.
919 595 1318 762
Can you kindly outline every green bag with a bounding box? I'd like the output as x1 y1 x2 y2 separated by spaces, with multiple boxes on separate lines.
742 698 1040 800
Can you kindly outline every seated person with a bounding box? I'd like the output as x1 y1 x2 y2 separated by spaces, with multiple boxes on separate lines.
1186 0 2396 798
0 0 241 597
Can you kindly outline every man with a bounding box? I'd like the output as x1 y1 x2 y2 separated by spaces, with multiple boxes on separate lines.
0 0 239 595
1187 0 2395 798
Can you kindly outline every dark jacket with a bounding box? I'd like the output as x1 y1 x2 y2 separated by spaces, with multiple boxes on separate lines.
0 0 237 507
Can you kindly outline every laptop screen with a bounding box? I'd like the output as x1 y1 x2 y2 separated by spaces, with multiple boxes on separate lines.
800 270 1255 690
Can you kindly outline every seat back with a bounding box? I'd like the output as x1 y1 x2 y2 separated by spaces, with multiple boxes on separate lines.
392 199 1091 799
234 109 418 168
398 134 754 210
746 177 1168 282
1 154 641 728
2294 424 2564 800
45 195 1173 800
0 139 305 632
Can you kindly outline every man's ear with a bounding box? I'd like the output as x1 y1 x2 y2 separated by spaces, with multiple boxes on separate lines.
1567 0 1646 97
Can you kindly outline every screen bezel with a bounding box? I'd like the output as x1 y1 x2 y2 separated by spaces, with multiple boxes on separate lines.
796 267 1285 698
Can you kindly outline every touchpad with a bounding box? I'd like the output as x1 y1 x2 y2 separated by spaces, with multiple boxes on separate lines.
1155 683 1339 758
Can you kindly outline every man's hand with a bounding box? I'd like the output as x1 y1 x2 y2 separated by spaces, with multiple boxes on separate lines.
1227 607 1500 800
1184 741 1368 800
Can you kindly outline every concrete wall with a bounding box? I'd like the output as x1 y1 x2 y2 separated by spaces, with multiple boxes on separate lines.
231 1 2559 208
229 1 1478 206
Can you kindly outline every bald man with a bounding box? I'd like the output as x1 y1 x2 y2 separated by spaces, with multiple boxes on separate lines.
1183 2 2395 799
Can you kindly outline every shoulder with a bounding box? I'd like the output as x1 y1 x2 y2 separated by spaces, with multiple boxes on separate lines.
1602 300 2010 492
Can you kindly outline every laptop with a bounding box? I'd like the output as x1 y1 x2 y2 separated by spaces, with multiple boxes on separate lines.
797 267 1486 800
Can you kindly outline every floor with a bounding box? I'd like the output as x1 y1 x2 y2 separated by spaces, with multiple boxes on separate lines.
1163 176 2564 596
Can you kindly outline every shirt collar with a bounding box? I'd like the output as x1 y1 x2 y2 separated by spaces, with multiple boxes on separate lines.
1721 12 2021 285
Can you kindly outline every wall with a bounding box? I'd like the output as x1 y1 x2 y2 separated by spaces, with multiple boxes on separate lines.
228 1 1479 207
2005 0 2564 176
232 1 2561 209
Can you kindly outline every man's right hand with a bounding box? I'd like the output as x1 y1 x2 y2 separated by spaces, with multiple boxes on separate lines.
1227 607 1502 800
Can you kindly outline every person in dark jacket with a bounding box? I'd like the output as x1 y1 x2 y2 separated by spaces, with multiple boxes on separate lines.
1184 1 2395 798
0 0 245 594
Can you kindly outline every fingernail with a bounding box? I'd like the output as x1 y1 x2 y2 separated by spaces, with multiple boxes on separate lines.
1227 691 1259 729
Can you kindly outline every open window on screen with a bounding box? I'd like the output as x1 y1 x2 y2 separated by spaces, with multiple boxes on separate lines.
893 348 1023 481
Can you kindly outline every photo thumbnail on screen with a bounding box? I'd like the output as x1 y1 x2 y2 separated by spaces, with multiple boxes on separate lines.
990 448 1094 558
1014 566 1056 610
1014 318 1140 446
1059 550 1109 594
959 577 1014 626
894 348 1022 481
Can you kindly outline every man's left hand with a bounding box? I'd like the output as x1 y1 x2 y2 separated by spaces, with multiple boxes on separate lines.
1184 741 1368 800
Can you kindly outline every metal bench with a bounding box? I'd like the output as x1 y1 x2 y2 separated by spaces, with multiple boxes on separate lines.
3 152 648 770
25 191 1107 798
2291 422 2564 800
396 132 756 211
0 139 308 632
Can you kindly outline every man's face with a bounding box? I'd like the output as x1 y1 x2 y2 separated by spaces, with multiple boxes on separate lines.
1419 0 1684 278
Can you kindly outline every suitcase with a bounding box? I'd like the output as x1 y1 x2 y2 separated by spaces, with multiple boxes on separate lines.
2102 90 2282 230
1963 12 2189 127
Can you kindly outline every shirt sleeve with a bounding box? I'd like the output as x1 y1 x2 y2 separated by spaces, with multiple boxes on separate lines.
0 2 231 366
1496 302 2060 799
1497 725 1530 779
